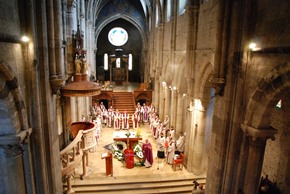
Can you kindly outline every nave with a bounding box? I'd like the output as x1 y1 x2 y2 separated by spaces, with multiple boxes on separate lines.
70 123 206 193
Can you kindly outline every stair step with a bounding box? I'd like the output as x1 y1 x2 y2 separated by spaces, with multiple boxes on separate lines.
66 177 206 194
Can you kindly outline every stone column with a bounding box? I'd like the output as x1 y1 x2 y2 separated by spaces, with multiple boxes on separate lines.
0 129 33 194
153 78 160 108
66 0 76 75
159 82 165 119
164 86 171 121
241 125 277 194
54 0 64 79
109 64 112 82
170 88 178 128
185 101 195 171
192 107 206 175
175 93 183 135
71 96 77 122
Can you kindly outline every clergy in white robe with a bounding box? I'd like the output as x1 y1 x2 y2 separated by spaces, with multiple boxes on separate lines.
132 111 139 129
122 111 130 130
114 110 121 130
176 132 185 154
166 136 175 164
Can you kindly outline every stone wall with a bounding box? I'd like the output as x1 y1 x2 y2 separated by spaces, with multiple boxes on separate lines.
262 95 290 193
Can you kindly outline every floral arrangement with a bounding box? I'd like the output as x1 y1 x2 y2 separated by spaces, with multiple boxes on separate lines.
133 144 143 159
111 141 127 161
125 131 131 137
136 128 142 137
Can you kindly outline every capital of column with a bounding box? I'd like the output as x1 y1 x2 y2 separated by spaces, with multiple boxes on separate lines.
67 0 77 11
0 128 32 158
241 124 277 141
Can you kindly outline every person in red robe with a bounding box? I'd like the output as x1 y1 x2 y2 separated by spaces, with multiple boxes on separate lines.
142 139 153 168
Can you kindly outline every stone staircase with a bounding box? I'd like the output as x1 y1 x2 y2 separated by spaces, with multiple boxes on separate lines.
112 92 136 127
66 175 206 193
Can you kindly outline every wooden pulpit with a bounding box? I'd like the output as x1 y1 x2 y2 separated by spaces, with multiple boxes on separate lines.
101 152 113 176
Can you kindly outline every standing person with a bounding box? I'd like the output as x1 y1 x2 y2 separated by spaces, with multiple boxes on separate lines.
157 133 166 162
142 103 149 123
169 126 175 140
192 185 205 194
136 102 142 123
142 139 153 168
132 111 139 129
107 106 114 127
176 132 185 154
163 115 170 137
114 110 121 130
166 136 175 165
122 111 130 130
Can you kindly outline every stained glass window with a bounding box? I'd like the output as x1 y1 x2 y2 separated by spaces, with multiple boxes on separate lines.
276 99 282 108
108 27 128 46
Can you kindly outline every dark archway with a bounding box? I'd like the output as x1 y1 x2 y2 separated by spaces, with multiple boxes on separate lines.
96 19 143 83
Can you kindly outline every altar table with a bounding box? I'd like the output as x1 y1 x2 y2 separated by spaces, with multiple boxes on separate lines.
113 131 142 149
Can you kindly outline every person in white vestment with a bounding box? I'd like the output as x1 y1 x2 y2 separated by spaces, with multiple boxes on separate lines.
157 133 165 160
114 110 121 130
176 132 185 154
169 126 175 140
166 135 175 165
132 111 139 129
122 111 130 130
107 106 114 127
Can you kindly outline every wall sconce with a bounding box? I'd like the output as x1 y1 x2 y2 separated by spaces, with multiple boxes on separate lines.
21 35 29 43
162 81 167 87
249 42 260 51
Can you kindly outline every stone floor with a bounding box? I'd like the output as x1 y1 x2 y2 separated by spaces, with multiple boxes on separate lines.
72 82 205 187
72 123 202 185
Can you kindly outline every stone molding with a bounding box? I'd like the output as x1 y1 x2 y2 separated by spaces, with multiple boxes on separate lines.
0 128 32 157
241 124 277 141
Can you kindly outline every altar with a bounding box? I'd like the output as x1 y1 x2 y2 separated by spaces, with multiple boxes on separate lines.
113 131 142 149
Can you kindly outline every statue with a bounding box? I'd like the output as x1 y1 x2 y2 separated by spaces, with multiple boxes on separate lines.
75 54 82 74
81 54 87 75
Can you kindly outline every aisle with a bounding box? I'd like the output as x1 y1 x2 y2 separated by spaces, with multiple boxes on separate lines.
73 123 194 181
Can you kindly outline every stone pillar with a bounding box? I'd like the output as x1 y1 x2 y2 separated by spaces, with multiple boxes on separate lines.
109 64 112 82
164 86 171 121
71 96 77 122
66 0 76 75
0 129 33 194
175 94 183 135
159 82 165 119
241 125 277 194
170 88 178 128
192 107 206 175
54 0 65 79
185 101 195 171
154 79 159 108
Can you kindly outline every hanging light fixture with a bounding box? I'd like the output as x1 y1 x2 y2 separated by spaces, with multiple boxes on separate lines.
128 54 132 70
104 53 108 70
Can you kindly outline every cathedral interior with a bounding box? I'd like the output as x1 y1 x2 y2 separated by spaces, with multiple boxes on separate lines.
1 0 290 194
